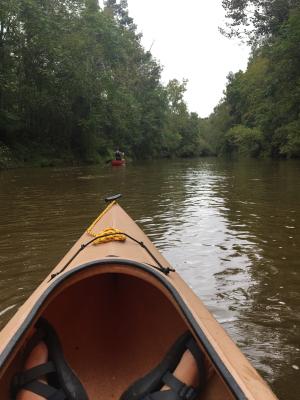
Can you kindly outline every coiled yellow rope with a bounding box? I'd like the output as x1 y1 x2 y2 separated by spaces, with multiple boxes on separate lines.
86 200 126 245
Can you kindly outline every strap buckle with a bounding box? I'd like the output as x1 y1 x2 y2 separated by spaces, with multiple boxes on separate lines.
179 385 197 400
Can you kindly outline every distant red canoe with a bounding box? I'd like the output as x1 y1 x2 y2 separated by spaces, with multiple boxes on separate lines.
111 159 125 166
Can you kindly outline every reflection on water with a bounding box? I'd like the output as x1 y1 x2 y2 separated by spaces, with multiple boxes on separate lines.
0 158 299 399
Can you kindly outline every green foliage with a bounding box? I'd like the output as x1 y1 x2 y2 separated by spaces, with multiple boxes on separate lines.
224 125 264 157
6 0 299 165
207 5 300 159
221 0 300 44
274 120 300 157
163 81 213 158
0 142 13 168
204 102 232 155
0 0 210 167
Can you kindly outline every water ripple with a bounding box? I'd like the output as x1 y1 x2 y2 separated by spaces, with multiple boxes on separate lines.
1 159 300 399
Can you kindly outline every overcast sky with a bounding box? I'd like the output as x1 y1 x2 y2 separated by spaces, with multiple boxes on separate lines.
101 1 251 118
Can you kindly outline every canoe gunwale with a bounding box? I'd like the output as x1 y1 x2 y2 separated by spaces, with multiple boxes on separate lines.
0 259 246 400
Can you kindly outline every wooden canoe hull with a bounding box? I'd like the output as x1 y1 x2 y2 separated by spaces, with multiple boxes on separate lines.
0 202 278 400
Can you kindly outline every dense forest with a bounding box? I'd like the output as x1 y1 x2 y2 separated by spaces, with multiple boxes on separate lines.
0 0 300 168
205 0 300 158
0 0 212 167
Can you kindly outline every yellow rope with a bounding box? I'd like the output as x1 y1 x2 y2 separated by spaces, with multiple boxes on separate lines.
90 227 126 244
86 200 126 245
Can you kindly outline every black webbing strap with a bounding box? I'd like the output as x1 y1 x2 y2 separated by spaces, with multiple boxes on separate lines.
144 391 178 400
20 328 46 365
23 380 66 399
13 361 55 388
142 372 197 400
186 338 205 389
162 371 197 400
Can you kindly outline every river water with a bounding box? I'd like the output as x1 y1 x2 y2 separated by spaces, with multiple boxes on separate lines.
0 158 299 399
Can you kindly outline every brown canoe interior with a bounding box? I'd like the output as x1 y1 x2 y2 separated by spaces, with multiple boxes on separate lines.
0 264 234 399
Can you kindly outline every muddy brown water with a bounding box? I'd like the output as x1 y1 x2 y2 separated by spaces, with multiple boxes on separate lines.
0 158 299 399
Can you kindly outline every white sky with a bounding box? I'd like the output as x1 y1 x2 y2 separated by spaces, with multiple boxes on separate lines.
100 1 251 118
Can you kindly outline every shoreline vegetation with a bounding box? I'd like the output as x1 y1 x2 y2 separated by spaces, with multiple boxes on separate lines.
1 1 300 170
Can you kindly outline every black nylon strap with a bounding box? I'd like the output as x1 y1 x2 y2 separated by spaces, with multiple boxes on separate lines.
162 371 197 400
145 391 178 400
145 389 197 400
24 380 66 399
162 371 185 392
186 338 205 388
13 361 55 388
21 329 45 364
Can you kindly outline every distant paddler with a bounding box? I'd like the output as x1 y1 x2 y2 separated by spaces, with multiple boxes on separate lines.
112 148 125 166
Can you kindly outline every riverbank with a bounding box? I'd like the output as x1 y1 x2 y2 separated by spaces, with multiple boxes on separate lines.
0 142 112 169
0 142 213 170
